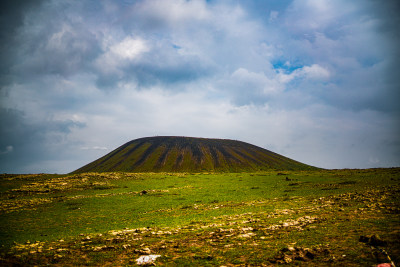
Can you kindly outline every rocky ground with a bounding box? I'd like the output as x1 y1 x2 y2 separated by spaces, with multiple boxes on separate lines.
1 183 399 266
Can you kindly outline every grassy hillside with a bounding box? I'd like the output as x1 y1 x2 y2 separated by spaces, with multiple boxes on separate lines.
0 169 399 266
73 136 316 173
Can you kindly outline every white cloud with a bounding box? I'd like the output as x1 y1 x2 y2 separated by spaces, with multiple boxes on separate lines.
276 64 330 85
230 68 283 95
285 0 351 33
95 36 149 74
110 37 149 60
297 64 330 80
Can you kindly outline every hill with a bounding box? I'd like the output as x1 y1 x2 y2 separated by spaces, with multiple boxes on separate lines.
73 136 316 173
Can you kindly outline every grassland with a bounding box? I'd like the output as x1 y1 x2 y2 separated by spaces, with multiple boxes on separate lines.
0 168 399 266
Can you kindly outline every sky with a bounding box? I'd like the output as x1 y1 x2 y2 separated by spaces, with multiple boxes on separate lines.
0 0 399 173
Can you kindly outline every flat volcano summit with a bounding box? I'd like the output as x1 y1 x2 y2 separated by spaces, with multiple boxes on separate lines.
73 136 316 173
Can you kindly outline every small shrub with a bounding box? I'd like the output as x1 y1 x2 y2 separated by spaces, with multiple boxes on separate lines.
93 185 114 190
339 181 357 185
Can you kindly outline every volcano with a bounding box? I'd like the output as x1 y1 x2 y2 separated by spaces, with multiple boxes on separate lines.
73 136 316 173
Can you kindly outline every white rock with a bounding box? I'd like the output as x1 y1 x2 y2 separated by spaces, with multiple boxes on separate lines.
135 255 161 265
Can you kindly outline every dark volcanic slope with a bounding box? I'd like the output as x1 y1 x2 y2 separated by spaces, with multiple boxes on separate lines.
73 136 316 173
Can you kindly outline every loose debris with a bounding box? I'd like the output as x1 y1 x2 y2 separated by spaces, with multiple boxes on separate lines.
271 246 332 264
0 209 326 266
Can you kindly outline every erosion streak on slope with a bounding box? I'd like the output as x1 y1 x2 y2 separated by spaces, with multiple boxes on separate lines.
73 136 317 173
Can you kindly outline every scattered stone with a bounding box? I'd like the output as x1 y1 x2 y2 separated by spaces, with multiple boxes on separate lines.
140 190 148 195
135 247 151 255
283 254 292 263
237 233 256 238
93 245 114 252
272 246 330 264
135 255 161 266
93 246 103 252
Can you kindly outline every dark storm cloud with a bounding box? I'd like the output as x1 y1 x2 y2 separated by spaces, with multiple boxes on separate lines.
10 2 103 81
0 0 214 90
0 108 85 173
0 0 45 87
372 0 400 113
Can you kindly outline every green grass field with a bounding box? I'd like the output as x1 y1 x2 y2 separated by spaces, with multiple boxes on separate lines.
0 169 399 266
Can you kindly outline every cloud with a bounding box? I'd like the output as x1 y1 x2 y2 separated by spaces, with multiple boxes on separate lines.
277 64 330 84
231 68 281 94
45 77 397 171
0 145 13 155
131 0 210 29
297 64 330 80
80 146 108 151
284 0 346 34
12 13 101 81
95 36 150 75
0 0 399 172
0 107 85 173
111 37 149 60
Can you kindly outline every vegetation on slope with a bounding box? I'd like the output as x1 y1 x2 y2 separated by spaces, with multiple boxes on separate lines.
73 136 316 173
